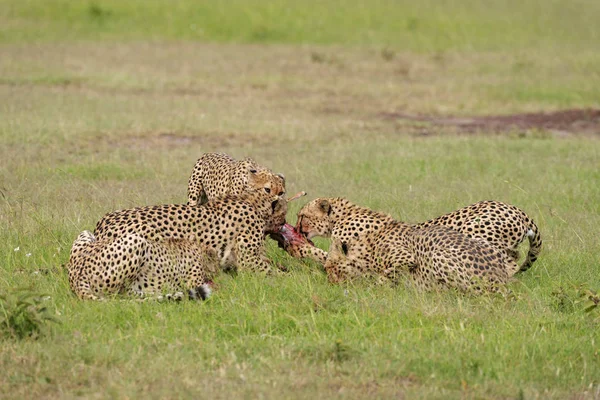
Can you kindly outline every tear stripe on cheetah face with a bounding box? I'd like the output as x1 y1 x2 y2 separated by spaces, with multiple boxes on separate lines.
293 198 520 292
187 152 286 206
67 231 220 301
93 190 287 275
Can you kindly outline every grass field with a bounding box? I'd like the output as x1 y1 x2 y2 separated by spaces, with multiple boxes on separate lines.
1 1 600 398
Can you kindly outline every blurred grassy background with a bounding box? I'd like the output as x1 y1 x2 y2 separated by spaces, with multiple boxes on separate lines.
1 1 599 399
1 0 599 52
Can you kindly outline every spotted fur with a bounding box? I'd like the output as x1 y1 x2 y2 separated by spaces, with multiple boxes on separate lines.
67 231 218 301
418 200 542 272
292 198 526 292
89 190 287 281
187 153 286 206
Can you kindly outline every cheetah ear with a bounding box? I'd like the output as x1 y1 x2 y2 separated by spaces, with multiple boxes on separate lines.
239 158 257 174
276 173 285 183
318 199 331 215
247 170 258 187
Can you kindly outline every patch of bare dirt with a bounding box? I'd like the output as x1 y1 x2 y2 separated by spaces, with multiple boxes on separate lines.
381 109 600 137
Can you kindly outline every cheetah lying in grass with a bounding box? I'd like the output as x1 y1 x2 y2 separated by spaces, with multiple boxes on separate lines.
285 198 541 292
68 231 220 301
417 200 542 272
68 190 287 300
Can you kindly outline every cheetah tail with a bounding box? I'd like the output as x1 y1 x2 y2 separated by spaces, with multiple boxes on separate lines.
188 283 212 301
519 221 542 272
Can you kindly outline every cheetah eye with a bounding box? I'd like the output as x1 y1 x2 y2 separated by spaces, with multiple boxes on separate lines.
278 191 284 196
264 187 271 194
250 169 257 174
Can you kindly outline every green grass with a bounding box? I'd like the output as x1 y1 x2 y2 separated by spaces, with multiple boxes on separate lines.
2 122 599 398
1 0 600 398
2 0 600 52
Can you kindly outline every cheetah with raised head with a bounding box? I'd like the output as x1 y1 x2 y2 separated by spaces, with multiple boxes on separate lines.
68 231 220 301
92 190 287 276
187 153 286 206
287 198 526 292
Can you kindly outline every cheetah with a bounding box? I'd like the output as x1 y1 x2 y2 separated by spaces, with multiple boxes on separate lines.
406 225 510 291
325 224 510 292
92 190 287 275
417 200 542 272
287 198 521 292
67 231 220 301
187 153 286 206
291 198 541 273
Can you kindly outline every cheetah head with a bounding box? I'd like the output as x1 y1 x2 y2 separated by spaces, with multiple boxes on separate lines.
239 158 286 199
241 189 288 235
296 198 334 240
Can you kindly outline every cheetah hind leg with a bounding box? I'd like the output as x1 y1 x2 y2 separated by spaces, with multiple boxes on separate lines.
506 248 520 263
126 291 183 302
126 287 210 302
144 284 212 301
187 283 212 301
495 248 520 277
505 257 520 277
